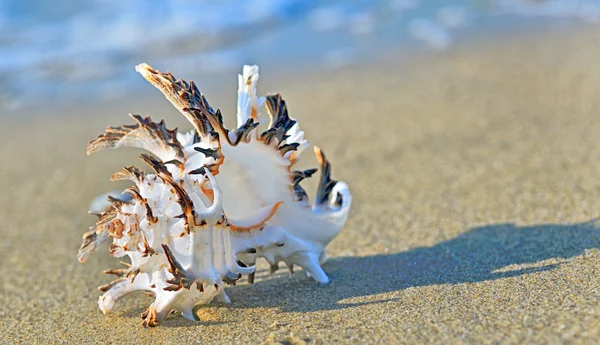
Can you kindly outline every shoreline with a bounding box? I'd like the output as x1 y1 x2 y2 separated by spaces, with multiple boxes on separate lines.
1 17 593 117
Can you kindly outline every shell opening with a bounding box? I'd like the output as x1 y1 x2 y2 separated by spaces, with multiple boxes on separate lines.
216 140 291 220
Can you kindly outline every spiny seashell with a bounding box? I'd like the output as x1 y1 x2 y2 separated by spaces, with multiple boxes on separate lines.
77 63 352 327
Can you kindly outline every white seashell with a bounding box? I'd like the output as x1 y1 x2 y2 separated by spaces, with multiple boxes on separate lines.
77 63 351 327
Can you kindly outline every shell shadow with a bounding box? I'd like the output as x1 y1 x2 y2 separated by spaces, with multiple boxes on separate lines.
227 220 600 312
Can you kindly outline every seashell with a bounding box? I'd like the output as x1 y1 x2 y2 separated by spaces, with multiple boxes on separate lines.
77 63 352 327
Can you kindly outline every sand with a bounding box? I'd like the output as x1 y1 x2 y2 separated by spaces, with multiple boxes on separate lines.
1 24 600 344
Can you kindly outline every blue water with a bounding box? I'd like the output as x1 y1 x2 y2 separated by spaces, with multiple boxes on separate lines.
1 0 599 111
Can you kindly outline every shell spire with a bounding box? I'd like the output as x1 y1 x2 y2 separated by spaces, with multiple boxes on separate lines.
78 62 352 327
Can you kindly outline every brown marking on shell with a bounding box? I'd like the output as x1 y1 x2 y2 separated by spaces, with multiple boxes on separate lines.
107 195 134 206
188 166 205 176
223 271 242 286
260 127 283 146
141 306 158 328
279 142 300 155
110 166 145 183
77 226 109 263
227 201 282 232
126 187 159 224
140 231 156 257
140 153 172 179
292 168 317 185
164 159 185 170
98 277 127 293
143 202 158 224
162 244 195 291
87 114 184 160
216 215 226 226
193 146 220 160
126 213 141 236
141 153 195 232
105 217 125 239
89 193 132 243
124 187 142 201
108 243 123 256
96 204 119 228
126 268 140 282
135 63 218 139
200 179 215 202
333 192 344 208
135 64 271 177
263 94 296 144
314 147 338 207
208 161 223 175
136 64 258 152
164 159 186 179
103 268 129 277
228 118 259 145
246 73 259 121
189 149 224 175
288 150 300 165
291 168 317 204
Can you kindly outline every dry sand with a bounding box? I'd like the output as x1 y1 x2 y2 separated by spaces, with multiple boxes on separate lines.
1 24 600 344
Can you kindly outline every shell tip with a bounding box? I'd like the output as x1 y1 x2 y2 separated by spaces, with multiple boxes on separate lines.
314 146 324 164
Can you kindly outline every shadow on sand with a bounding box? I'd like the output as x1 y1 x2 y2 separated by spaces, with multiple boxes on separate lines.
227 220 600 313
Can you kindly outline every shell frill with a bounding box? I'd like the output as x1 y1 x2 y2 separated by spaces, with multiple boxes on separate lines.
78 63 352 327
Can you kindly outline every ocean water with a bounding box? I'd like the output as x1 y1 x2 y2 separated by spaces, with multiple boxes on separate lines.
0 0 599 111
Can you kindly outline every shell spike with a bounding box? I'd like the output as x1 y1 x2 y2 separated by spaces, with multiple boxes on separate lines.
294 252 330 284
162 244 196 291
87 113 183 161
135 63 218 139
192 167 222 221
214 289 232 304
236 64 266 128
312 146 338 212
181 306 200 322
77 226 108 263
98 273 151 314
264 94 296 139
329 181 352 217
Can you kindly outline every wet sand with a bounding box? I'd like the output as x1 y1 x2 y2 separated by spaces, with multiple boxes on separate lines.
1 24 600 344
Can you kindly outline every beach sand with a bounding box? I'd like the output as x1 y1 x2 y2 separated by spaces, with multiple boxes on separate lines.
1 24 600 344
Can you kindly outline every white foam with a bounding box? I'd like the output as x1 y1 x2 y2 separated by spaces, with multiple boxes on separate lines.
437 6 470 28
309 6 346 32
494 0 600 23
408 18 452 51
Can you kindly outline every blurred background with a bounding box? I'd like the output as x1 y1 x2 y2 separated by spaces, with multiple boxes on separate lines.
1 0 599 112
